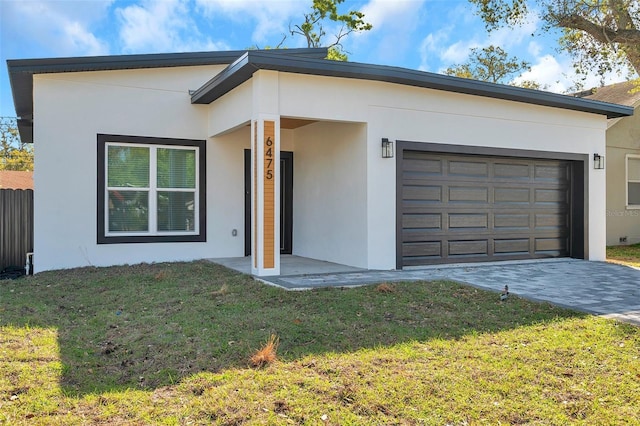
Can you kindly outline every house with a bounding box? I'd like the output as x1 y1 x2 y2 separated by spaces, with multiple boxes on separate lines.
0 170 33 189
578 81 640 246
7 48 632 275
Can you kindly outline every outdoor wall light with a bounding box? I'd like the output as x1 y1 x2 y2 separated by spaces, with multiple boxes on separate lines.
594 153 605 170
382 138 394 158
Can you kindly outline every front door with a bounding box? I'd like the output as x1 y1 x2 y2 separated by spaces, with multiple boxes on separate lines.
244 150 293 255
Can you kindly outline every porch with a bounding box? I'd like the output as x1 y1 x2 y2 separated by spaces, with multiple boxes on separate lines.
209 255 364 277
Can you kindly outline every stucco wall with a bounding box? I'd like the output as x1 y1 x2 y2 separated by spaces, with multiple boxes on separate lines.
606 111 640 245
291 121 368 268
277 73 608 267
32 65 239 272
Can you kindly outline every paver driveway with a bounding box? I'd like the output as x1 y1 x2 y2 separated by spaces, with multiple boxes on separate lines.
263 259 640 326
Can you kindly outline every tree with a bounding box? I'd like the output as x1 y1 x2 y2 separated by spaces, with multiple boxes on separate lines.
289 0 372 61
469 0 640 80
445 45 541 88
1 117 33 171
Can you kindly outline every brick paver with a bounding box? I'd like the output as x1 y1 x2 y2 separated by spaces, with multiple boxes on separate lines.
261 259 640 326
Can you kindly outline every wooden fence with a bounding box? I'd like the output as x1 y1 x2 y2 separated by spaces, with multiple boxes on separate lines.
0 189 34 271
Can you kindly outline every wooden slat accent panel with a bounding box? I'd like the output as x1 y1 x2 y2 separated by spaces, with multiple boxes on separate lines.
263 121 275 269
400 151 571 266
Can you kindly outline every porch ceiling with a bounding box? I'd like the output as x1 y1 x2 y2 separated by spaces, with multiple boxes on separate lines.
281 118 317 129
243 118 317 130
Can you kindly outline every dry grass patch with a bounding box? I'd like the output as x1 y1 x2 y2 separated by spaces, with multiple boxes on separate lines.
375 282 395 293
607 243 640 268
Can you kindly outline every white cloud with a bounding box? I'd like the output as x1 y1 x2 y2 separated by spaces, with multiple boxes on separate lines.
355 0 427 63
116 0 229 53
1 0 112 57
486 11 539 49
513 53 632 94
528 41 543 57
194 0 306 46
359 0 426 31
513 54 569 92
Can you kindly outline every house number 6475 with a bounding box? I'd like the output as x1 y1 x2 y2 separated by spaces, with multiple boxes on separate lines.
265 136 274 180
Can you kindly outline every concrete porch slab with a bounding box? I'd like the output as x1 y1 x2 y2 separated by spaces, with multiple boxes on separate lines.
208 255 364 277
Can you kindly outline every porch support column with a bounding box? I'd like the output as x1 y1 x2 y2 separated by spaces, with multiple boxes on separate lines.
251 115 281 276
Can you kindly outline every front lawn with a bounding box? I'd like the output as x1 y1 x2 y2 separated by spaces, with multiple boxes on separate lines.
607 243 640 268
1 261 638 424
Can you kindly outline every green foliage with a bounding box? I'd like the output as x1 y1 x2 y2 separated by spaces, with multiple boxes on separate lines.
0 116 33 171
290 0 372 60
468 0 640 80
445 45 535 87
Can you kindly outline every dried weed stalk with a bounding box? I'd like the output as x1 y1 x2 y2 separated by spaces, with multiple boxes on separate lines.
250 334 279 367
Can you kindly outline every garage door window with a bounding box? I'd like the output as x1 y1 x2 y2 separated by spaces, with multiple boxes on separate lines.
627 155 640 208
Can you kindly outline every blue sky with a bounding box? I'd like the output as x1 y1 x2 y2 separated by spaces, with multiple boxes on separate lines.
0 0 630 117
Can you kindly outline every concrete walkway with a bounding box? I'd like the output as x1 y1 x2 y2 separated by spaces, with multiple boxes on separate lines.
258 258 640 326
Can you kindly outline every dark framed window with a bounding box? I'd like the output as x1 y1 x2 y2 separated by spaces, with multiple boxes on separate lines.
97 134 206 244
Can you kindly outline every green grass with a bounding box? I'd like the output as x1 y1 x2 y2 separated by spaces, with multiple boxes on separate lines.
1 261 639 424
607 243 640 268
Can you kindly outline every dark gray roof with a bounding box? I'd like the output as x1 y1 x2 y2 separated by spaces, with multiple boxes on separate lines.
192 50 634 122
8 48 633 144
7 48 328 143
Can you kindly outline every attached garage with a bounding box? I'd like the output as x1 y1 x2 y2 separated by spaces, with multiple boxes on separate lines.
397 142 586 268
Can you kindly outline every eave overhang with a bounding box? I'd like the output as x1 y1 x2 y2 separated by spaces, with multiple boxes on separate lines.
7 48 328 143
191 50 634 121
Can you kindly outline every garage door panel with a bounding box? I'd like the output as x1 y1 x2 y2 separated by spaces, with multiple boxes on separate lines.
495 214 530 228
400 151 571 266
449 240 488 256
402 214 441 229
403 185 442 201
403 158 442 173
448 161 488 177
449 186 489 202
494 239 530 254
494 163 531 179
535 213 568 228
535 188 568 203
535 164 569 181
535 237 568 252
449 213 488 229
494 187 531 203
403 242 441 257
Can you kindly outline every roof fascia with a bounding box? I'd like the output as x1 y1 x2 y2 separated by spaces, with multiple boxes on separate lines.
7 48 328 144
191 51 634 120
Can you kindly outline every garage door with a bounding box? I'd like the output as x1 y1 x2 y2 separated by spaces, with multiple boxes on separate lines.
400 151 571 267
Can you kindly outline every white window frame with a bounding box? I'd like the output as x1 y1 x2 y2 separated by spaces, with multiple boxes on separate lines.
626 154 640 209
105 142 200 237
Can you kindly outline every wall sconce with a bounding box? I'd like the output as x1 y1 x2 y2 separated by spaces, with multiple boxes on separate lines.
382 138 394 158
593 153 604 170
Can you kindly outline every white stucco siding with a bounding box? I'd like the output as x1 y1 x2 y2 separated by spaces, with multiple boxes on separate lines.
32 66 242 272
208 81 252 137
277 73 607 266
366 105 606 265
292 122 368 268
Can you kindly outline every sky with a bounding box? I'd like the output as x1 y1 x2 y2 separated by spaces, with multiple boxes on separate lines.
0 0 632 117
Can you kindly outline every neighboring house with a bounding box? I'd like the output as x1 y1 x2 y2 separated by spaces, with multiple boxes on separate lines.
0 170 33 189
579 82 640 246
7 48 632 275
